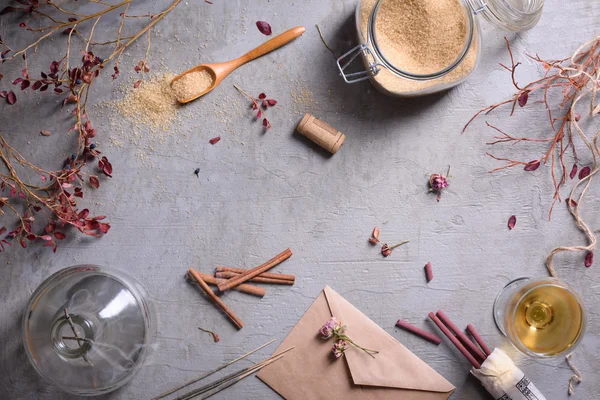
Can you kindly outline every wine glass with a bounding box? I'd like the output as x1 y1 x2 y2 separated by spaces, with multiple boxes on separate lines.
493 277 586 358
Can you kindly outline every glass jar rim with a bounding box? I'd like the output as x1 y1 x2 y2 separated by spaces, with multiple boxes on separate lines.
368 0 476 80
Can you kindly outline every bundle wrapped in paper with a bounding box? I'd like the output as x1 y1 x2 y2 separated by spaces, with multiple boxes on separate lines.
258 286 455 399
471 348 546 400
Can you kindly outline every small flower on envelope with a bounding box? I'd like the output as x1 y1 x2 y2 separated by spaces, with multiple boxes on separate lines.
319 317 378 360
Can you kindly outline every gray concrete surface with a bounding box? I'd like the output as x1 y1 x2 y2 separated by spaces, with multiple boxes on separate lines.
1 0 599 399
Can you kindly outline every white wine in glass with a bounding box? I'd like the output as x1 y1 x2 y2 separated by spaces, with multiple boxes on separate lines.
493 277 586 358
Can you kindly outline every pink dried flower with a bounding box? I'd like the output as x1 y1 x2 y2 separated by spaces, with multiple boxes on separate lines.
429 167 450 201
332 340 347 359
319 317 338 339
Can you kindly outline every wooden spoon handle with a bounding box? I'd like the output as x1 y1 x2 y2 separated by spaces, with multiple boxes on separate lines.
240 26 305 64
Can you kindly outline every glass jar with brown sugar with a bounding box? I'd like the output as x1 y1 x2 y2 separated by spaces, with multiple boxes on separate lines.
338 0 544 97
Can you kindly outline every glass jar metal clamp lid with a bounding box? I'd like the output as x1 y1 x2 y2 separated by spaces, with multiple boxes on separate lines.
337 0 545 97
22 265 156 396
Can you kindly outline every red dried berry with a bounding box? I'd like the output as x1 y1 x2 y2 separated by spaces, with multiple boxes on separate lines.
508 215 516 230
569 164 578 179
258 93 266 99
256 21 272 36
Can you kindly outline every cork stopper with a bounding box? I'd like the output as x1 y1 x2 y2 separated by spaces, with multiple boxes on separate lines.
296 113 346 154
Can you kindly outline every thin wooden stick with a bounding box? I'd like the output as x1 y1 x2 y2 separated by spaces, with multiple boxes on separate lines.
216 271 294 285
151 339 276 399
175 347 294 400
187 269 244 329
428 312 481 369
436 310 487 363
217 249 292 292
188 270 266 297
215 266 295 282
466 324 491 356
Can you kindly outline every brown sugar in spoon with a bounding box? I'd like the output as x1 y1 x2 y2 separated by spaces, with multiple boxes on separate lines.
171 26 305 103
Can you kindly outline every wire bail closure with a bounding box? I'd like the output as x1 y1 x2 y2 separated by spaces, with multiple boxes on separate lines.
336 43 382 83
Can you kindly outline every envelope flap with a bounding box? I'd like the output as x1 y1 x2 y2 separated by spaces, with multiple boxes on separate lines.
324 286 455 393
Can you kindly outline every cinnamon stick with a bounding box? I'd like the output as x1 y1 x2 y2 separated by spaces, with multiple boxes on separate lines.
466 324 491 356
216 271 294 285
436 310 486 363
216 266 295 282
428 312 481 369
191 271 266 298
188 269 244 330
217 249 292 292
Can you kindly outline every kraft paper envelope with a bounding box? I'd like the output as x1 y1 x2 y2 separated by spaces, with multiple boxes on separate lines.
258 286 455 399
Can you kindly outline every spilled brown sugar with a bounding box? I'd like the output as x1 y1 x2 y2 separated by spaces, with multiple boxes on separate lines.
172 69 214 101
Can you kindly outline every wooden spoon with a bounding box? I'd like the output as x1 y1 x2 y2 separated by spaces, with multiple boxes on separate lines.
171 26 305 103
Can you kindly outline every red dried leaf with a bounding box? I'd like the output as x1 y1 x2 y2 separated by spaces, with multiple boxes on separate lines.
12 78 23 85
133 80 141 89
258 93 266 99
40 84 48 92
578 166 591 180
267 99 277 106
20 80 29 90
19 22 27 28
567 198 577 207
0 91 6 98
45 222 55 234
263 118 271 129
569 164 578 179
18 192 26 199
524 160 540 171
373 227 380 239
256 21 272 36
31 80 42 90
26 234 36 241
98 223 111 234
78 209 90 219
209 136 221 145
20 239 27 248
368 238 379 245
585 251 593 268
98 156 113 177
508 215 516 230
0 227 6 235
518 92 528 107
54 232 66 240
256 110 262 118
89 176 100 189
7 91 16 104
40 235 52 241
40 130 51 136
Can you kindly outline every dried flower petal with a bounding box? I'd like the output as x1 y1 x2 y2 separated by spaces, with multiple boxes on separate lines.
209 136 221 145
267 99 277 106
381 244 392 257
256 110 262 118
332 340 347 359
585 251 593 268
256 21 272 36
524 160 540 171
508 215 516 230
7 91 16 105
89 176 100 189
578 166 591 180
518 91 529 107
368 238 379 245
570 164 578 179
373 227 380 239
319 317 338 339
40 130 51 137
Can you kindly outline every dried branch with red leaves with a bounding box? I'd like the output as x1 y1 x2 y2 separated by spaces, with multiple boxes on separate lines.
464 37 600 220
0 0 181 252
464 36 600 273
